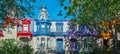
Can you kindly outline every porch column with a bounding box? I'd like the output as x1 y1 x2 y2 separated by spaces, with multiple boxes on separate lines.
45 37 47 48
62 38 65 53
54 38 57 50
45 37 48 54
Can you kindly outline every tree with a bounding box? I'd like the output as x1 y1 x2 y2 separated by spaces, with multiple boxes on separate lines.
0 39 22 54
0 39 33 54
58 0 120 53
0 0 36 27
59 0 120 27
20 44 33 54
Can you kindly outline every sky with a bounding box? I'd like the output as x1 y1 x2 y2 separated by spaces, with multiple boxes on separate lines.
33 0 72 20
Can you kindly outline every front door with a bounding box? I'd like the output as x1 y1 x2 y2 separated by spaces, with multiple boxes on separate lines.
56 39 64 53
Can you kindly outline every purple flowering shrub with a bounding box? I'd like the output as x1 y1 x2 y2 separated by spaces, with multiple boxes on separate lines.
67 21 97 51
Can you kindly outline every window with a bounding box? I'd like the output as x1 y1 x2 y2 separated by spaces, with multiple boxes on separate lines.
47 25 49 32
17 21 22 32
18 24 22 32
8 27 12 34
23 24 28 32
41 25 45 32
8 24 12 34
58 26 62 32
57 24 63 32
41 38 45 48
47 38 50 48
36 38 40 47
17 26 22 32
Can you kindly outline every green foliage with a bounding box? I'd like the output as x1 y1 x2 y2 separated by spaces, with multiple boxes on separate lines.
59 0 120 26
21 44 33 54
0 0 37 27
0 39 33 54
0 39 21 54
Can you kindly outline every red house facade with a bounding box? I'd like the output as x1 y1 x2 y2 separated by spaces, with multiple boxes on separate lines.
17 18 33 43
1 17 19 40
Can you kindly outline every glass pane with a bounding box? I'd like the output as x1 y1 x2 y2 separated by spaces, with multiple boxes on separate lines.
41 38 45 48
41 25 45 32
8 28 12 34
24 24 28 32
58 25 62 32
42 27 44 31
8 24 12 34
18 26 22 32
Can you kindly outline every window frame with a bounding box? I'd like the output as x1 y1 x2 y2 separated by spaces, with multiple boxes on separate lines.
41 25 45 32
7 24 12 34
41 38 45 48
23 24 28 32
56 23 63 32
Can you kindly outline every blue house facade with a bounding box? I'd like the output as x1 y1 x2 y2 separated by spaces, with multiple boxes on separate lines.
31 6 69 53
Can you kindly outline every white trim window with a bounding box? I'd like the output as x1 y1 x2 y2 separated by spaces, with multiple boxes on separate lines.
57 25 62 32
17 21 22 32
47 38 50 48
8 24 12 34
8 27 12 34
24 24 28 32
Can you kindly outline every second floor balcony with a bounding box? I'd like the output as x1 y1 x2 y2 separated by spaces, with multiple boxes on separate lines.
17 32 32 37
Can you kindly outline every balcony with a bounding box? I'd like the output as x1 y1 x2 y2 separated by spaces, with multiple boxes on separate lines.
17 32 32 37
32 32 40 36
50 32 67 36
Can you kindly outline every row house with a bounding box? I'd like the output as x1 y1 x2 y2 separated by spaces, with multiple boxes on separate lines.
0 17 33 45
1 17 18 40
0 6 70 54
17 18 33 44
50 20 69 53
31 6 69 53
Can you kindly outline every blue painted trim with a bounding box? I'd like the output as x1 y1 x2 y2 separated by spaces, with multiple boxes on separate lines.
34 19 51 35
50 32 67 36
32 19 67 37
32 19 40 36
55 39 65 52
32 32 40 36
